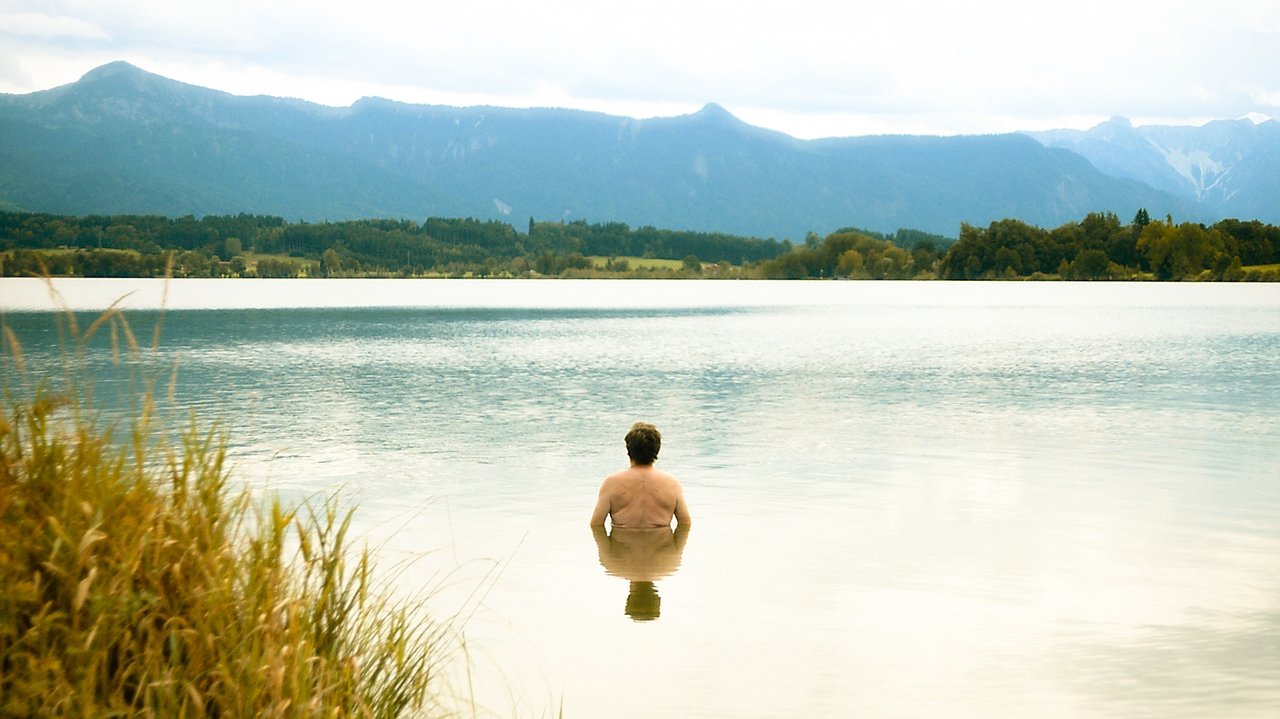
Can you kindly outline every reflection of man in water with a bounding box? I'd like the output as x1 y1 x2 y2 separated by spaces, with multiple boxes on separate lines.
590 422 691 529
593 524 690 621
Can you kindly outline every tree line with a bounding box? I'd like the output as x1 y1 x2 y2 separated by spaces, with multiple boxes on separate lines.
0 212 787 279
754 227 951 279
751 212 1279 281
3 209 1278 281
935 211 1280 281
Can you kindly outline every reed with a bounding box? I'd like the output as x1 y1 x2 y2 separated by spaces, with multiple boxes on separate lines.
1 301 454 717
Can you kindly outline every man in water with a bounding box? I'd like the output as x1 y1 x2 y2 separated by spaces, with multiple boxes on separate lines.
590 422 692 529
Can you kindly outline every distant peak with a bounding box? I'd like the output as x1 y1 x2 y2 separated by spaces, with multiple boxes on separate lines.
693 102 740 122
352 96 397 109
1077 115 1138 140
1240 111 1273 125
80 61 147 82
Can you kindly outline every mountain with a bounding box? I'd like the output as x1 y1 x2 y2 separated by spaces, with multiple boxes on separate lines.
1027 116 1280 223
0 62 1198 238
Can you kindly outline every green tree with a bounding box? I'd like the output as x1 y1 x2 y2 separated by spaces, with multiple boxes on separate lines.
321 248 342 277
965 255 982 279
993 246 1022 276
1069 248 1110 280
836 249 866 278
1139 221 1225 279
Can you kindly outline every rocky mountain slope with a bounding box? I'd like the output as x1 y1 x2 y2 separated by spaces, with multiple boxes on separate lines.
1027 116 1280 223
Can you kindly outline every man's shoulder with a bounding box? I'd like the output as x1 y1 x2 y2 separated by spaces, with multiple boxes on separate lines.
652 467 680 483
601 469 632 491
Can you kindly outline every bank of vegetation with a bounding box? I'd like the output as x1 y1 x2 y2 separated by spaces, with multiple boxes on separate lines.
936 211 1280 281
0 310 455 716
753 211 1280 281
0 212 786 279
2 209 1278 281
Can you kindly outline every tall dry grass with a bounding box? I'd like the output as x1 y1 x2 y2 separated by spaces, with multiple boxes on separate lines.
1 299 454 717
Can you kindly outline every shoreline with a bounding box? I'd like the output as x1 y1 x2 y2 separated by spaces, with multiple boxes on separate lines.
3 276 1276 313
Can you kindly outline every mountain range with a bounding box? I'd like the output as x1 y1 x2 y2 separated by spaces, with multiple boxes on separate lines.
1028 116 1280 225
1 62 1271 239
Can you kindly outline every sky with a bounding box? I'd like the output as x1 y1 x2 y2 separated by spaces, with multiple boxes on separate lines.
1 0 1278 139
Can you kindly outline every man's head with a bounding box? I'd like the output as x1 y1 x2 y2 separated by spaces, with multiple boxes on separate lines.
625 422 661 465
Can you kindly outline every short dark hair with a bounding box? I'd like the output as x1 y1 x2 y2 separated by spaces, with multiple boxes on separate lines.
625 422 661 465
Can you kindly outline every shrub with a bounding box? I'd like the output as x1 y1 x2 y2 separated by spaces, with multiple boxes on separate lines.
1 309 452 717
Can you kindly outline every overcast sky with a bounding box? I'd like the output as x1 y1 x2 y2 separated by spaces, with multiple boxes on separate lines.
1 0 1277 138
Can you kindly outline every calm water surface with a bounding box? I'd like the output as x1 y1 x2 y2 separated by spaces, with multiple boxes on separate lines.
4 278 1280 718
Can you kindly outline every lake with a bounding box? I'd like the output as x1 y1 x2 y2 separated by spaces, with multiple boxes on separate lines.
3 278 1279 718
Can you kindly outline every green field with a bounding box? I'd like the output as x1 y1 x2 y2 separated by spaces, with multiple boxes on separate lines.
587 255 687 270
243 252 312 266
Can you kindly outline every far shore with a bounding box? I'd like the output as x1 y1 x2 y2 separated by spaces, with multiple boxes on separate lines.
3 276 1275 314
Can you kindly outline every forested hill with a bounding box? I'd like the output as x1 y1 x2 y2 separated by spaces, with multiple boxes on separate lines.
0 62 1196 239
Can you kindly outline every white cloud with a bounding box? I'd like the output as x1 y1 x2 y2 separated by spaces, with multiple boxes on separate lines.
1249 87 1280 109
0 12 108 40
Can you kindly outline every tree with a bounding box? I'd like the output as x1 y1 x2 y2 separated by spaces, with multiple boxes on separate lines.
1070 248 1110 280
994 246 1022 276
254 257 293 278
321 248 342 277
1139 221 1225 279
836 249 865 278
965 255 982 279
1215 218 1279 266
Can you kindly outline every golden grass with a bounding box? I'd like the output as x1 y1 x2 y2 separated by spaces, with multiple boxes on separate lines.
1 299 454 717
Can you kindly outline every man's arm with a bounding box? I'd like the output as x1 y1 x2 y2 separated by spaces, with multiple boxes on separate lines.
589 480 612 527
673 485 691 527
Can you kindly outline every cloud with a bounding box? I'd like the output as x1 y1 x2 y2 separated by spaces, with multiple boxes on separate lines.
0 12 109 40
1250 87 1280 109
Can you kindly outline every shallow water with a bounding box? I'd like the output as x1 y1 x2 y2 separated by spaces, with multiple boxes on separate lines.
4 278 1280 717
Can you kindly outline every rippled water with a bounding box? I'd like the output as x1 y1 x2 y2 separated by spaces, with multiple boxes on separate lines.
4 279 1279 717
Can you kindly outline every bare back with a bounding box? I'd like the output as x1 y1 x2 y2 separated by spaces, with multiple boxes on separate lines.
590 464 691 529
